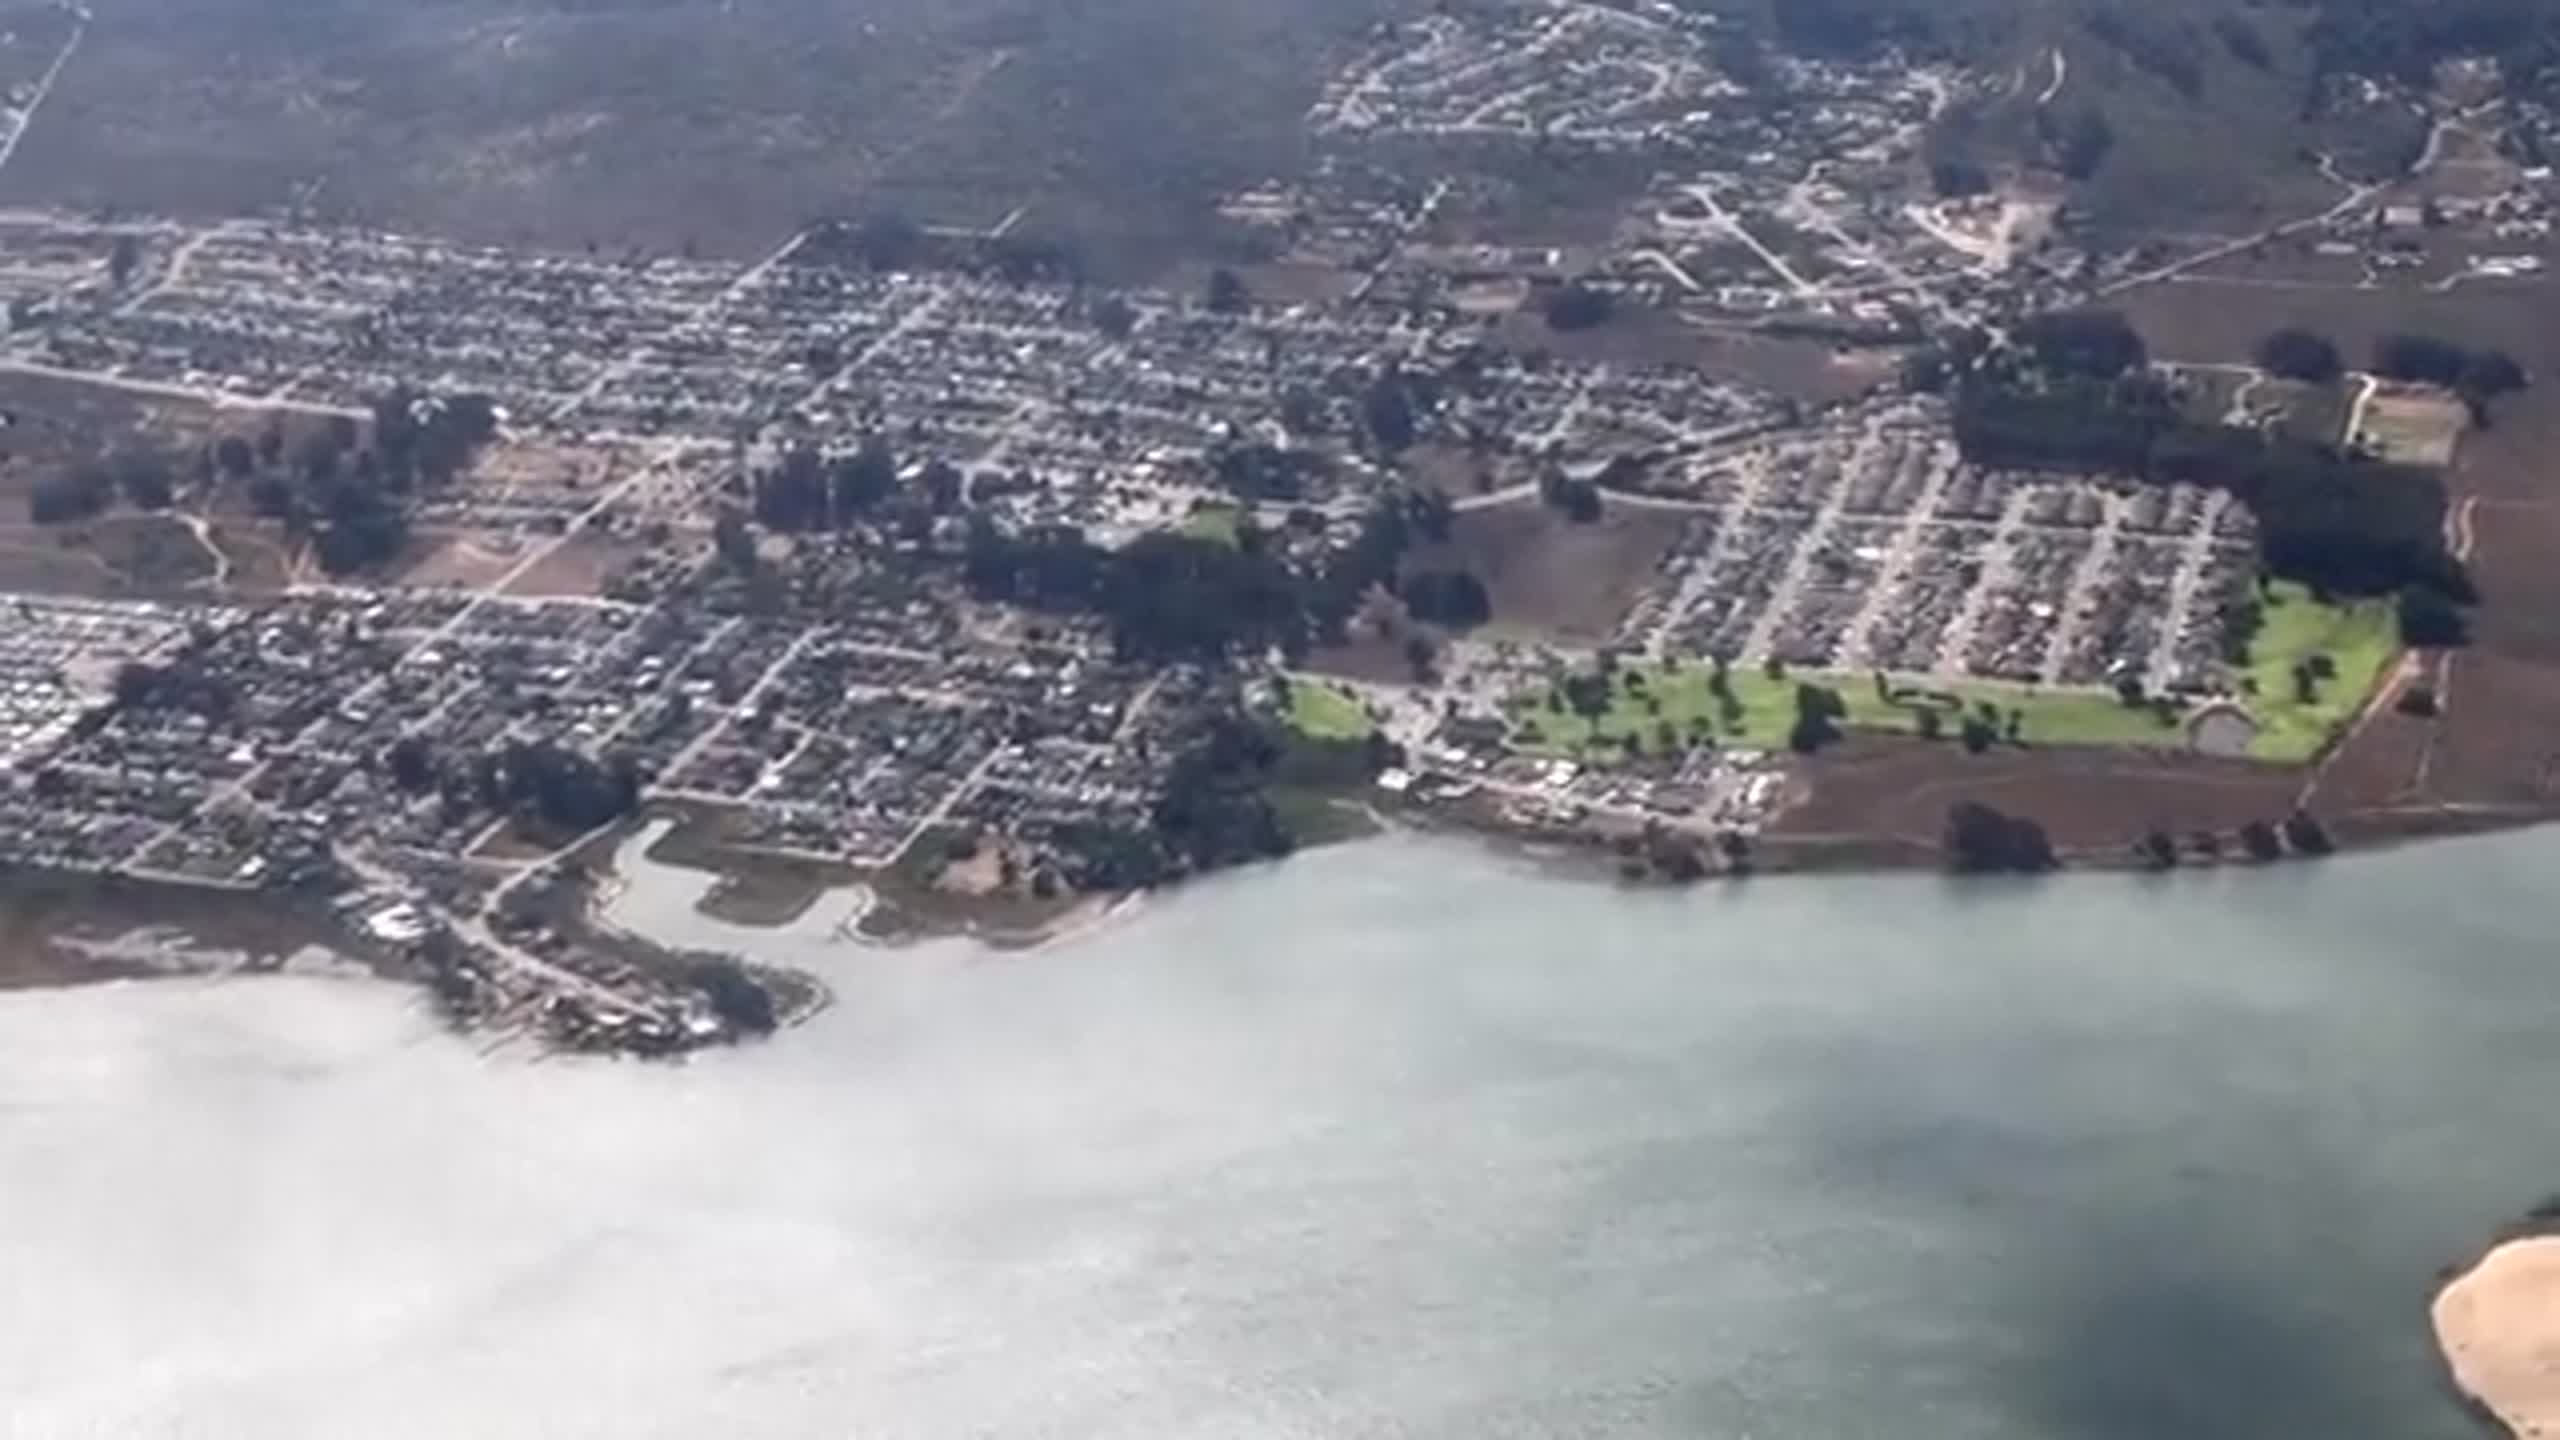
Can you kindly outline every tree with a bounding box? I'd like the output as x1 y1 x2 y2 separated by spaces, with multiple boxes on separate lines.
2256 329 2343 384
1960 713 1996 754
712 508 757 574
1930 159 1992 198
1541 283 1616 332
2055 108 2116 182
2138 829 2179 870
1402 569 1492 628
1944 803 2057 874
1538 475 1603 524
690 959 778 1037
846 212 925 271
215 435 256 479
2017 309 2146 380
1206 267 1251 315
29 465 113 525
2398 584 2471 648
2283 809 2335 857
1363 370 1419 454
1408 487 1456 544
830 438 900 517
1091 295 1138 339
2374 334 2470 386
1788 683 1847 754
386 736 438 794
919 459 965 514
490 741 642 833
2460 349 2528 402
111 452 174 511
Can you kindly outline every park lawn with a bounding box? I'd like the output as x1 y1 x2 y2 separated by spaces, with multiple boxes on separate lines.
1181 505 1244 546
1507 663 2187 760
2241 582 2399 762
1284 677 1378 741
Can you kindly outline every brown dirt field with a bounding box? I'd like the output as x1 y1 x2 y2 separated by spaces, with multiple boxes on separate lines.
207 524 295 594
1406 494 1681 644
1305 630 1423 686
500 531 646 599
1777 738 2310 855
2121 272 2551 373
0 372 193 510
2300 656 2437 815
398 529 521 591
0 529 122 595
86 512 219 589
1163 259 1362 308
0 372 339 600
1496 306 1898 407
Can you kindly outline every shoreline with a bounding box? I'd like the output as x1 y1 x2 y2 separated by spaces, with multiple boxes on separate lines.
5 796 2552 994
2432 1203 2560 1439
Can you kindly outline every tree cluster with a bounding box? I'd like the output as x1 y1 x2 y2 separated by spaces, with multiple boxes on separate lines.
965 522 1303 663
112 659 235 722
1401 569 1492 628
689 958 779 1037
2371 334 2527 407
2015 309 2149 381
223 390 496 575
372 389 498 490
29 449 180 525
1953 369 2472 601
1943 802 2058 875
1052 716 1301 891
1212 443 1331 502
1541 283 1618 332
752 439 902 531
476 742 643 835
2256 329 2344 385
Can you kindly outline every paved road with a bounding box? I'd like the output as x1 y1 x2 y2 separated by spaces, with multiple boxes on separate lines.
0 13 82 179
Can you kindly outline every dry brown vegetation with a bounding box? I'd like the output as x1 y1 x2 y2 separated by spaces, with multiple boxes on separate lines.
1776 738 2308 854
0 0 1394 275
1497 306 1903 406
1406 494 1683 644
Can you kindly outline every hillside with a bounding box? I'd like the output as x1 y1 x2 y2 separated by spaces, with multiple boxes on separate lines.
0 0 1397 271
1724 0 2534 235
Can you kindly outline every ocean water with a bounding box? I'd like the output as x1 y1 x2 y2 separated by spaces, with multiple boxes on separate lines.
4 828 2555 1439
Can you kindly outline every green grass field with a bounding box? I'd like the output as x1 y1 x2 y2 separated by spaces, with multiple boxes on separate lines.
1506 663 2188 759
1284 678 1378 742
1505 582 2398 766
1181 505 1244 546
2240 581 2399 762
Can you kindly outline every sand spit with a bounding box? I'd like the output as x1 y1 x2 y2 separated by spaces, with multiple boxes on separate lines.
2436 1233 2560 1438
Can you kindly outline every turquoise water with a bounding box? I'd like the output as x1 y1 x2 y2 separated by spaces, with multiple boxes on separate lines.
3 828 2553 1437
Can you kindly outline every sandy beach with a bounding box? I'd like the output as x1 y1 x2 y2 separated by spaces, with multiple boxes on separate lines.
2435 1234 2560 1438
